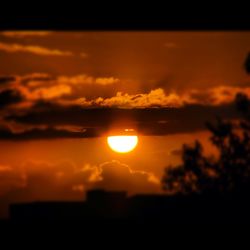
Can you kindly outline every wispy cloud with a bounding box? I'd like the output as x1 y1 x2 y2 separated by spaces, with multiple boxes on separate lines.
82 88 183 108
18 84 72 100
1 31 52 38
58 75 120 85
0 73 120 104
0 42 73 56
2 72 250 108
81 86 250 108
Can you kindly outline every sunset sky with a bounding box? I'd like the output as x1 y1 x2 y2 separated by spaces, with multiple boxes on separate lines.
0 31 250 218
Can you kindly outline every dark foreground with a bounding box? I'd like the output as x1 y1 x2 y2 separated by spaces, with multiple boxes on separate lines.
2 189 250 225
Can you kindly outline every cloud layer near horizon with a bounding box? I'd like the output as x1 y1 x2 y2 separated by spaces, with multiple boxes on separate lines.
0 159 160 217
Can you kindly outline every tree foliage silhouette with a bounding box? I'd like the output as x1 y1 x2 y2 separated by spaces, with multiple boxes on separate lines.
162 54 250 195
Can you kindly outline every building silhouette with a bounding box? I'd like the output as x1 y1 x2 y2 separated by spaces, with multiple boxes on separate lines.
8 189 250 223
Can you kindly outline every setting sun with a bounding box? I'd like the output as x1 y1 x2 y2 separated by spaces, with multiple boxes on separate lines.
107 136 138 153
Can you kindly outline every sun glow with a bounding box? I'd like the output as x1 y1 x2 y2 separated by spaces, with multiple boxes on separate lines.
107 135 138 153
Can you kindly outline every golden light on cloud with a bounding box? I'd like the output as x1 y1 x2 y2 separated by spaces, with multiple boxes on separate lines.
107 135 138 153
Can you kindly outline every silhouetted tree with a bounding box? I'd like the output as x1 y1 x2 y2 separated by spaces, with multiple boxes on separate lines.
162 93 250 195
244 52 250 74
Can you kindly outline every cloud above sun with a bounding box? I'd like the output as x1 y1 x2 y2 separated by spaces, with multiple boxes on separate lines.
0 70 250 141
1 31 52 38
80 86 250 108
0 42 73 56
1 73 250 109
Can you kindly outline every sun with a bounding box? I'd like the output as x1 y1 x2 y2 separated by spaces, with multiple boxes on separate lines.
107 135 138 153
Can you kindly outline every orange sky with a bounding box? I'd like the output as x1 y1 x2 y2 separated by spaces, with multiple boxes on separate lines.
0 31 249 218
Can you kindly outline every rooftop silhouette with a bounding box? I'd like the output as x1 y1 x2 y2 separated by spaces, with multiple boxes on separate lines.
8 189 250 223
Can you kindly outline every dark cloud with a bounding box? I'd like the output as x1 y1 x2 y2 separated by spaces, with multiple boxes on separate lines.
0 76 16 84
92 160 160 194
6 102 240 138
0 89 23 108
0 127 100 141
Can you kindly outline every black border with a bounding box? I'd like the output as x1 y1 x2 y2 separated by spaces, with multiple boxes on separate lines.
1 7 250 30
